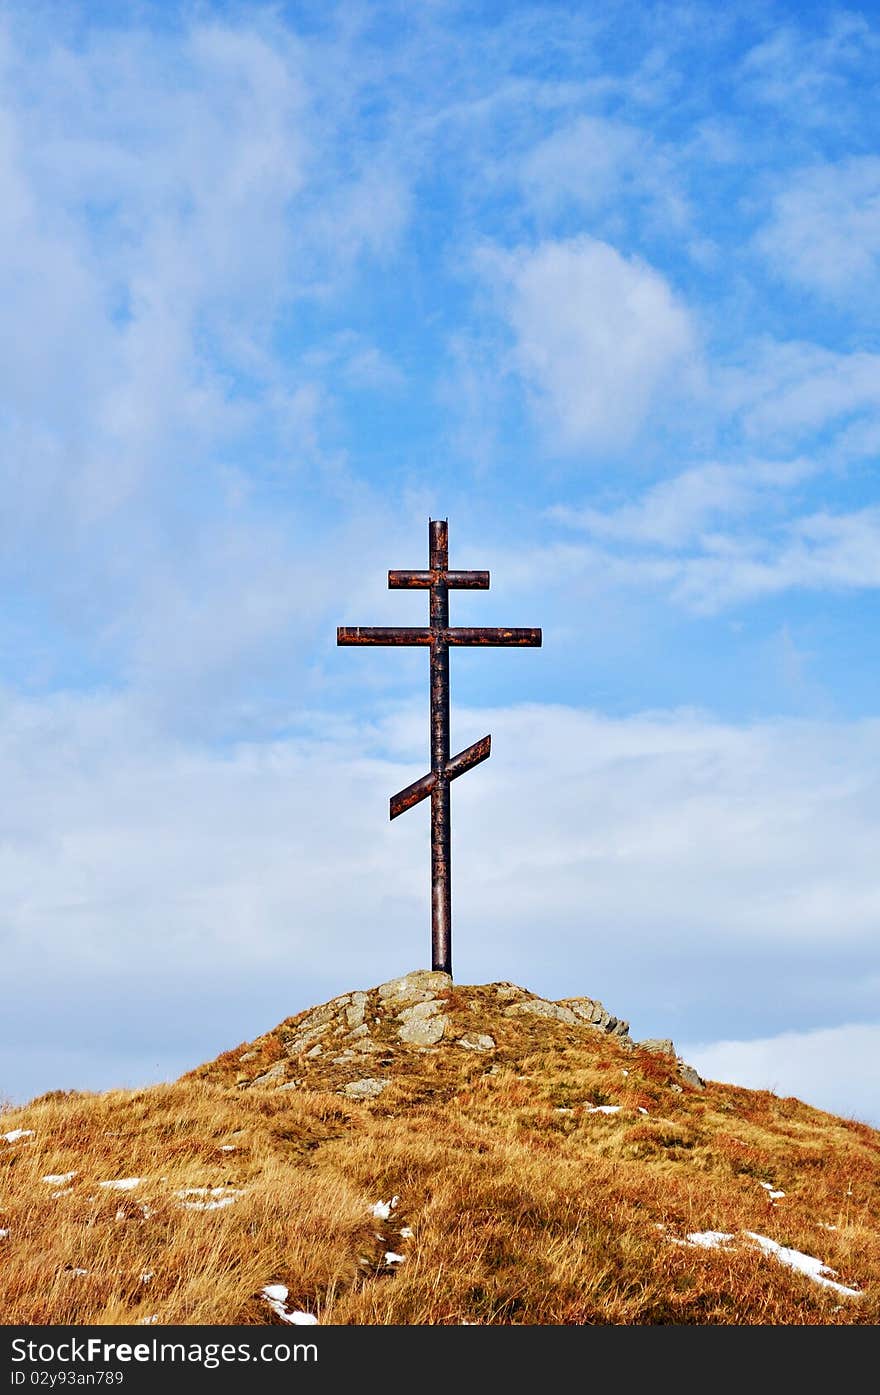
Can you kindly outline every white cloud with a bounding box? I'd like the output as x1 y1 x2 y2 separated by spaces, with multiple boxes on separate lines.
484 236 698 451
550 458 814 548
741 14 878 120
546 459 880 613
720 340 880 446
517 115 688 230
0 15 415 710
681 1023 880 1127
756 157 880 300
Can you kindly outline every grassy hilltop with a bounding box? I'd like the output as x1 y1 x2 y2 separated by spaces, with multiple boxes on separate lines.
1 971 878 1325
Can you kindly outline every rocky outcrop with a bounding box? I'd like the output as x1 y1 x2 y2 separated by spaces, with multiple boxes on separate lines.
638 1037 705 1090
221 969 709 1101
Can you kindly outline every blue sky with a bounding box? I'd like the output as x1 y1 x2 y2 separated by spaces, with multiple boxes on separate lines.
2 0 880 1124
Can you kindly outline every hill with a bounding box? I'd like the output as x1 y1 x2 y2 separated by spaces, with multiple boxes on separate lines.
1 970 878 1325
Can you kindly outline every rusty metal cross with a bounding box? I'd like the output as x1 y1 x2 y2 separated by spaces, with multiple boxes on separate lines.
337 518 541 977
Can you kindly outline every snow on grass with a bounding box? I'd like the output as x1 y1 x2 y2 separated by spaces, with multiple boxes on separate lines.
685 1231 735 1249
2 1129 34 1143
260 1284 319 1325
743 1232 862 1297
586 1105 621 1115
674 1230 861 1297
0 1229 8 1240
399 1226 414 1239
138 1316 158 1326
384 1252 406 1265
760 1182 786 1201
51 1189 73 1198
176 1186 244 1211
371 1196 399 1219
219 1145 237 1152
42 1172 77 1185
99 1178 140 1191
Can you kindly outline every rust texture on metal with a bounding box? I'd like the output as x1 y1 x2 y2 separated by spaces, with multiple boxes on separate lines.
337 517 541 977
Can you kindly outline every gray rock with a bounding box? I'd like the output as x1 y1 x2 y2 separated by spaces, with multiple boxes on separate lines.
346 993 368 1029
396 999 441 1022
238 1051 258 1062
458 1033 495 1052
345 1023 370 1041
277 1080 300 1092
493 983 527 1002
341 1078 388 1100
503 998 580 1025
398 1014 447 1046
562 998 630 1038
639 1038 676 1058
305 1044 323 1059
284 1022 332 1057
677 1061 705 1089
250 1061 287 1086
377 970 451 1007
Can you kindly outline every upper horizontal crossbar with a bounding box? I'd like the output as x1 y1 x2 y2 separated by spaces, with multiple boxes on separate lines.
337 626 541 646
388 570 490 589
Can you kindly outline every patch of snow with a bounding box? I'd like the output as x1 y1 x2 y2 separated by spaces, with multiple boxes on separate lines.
2 1129 34 1143
819 1223 838 1231
371 1196 399 1219
70 1268 89 1277
176 1186 243 1212
42 1172 76 1185
181 1195 240 1211
621 1070 629 1077
51 1189 73 1198
399 1226 414 1239
760 1182 786 1200
554 1107 573 1114
686 1231 736 1249
219 1145 237 1152
743 1232 861 1297
637 1107 649 1115
99 1178 140 1191
672 1228 862 1298
0 1230 9 1240
384 1251 406 1265
138 1316 158 1326
586 1105 621 1115
140 1273 154 1283
260 1284 319 1326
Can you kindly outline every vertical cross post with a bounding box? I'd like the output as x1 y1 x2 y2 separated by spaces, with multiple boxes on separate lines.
429 520 451 972
337 517 541 978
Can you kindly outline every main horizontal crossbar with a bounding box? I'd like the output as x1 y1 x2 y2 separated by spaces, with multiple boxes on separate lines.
338 626 541 646
388 570 490 589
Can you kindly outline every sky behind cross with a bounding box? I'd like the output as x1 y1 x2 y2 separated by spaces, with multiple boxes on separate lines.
1 0 879 1125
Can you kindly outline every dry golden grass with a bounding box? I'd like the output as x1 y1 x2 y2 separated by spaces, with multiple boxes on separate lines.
1 986 878 1326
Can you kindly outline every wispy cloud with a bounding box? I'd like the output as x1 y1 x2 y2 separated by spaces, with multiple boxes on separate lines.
756 158 880 302
481 235 699 452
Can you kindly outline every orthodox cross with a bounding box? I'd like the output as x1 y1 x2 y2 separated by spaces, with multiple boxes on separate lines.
337 518 541 977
